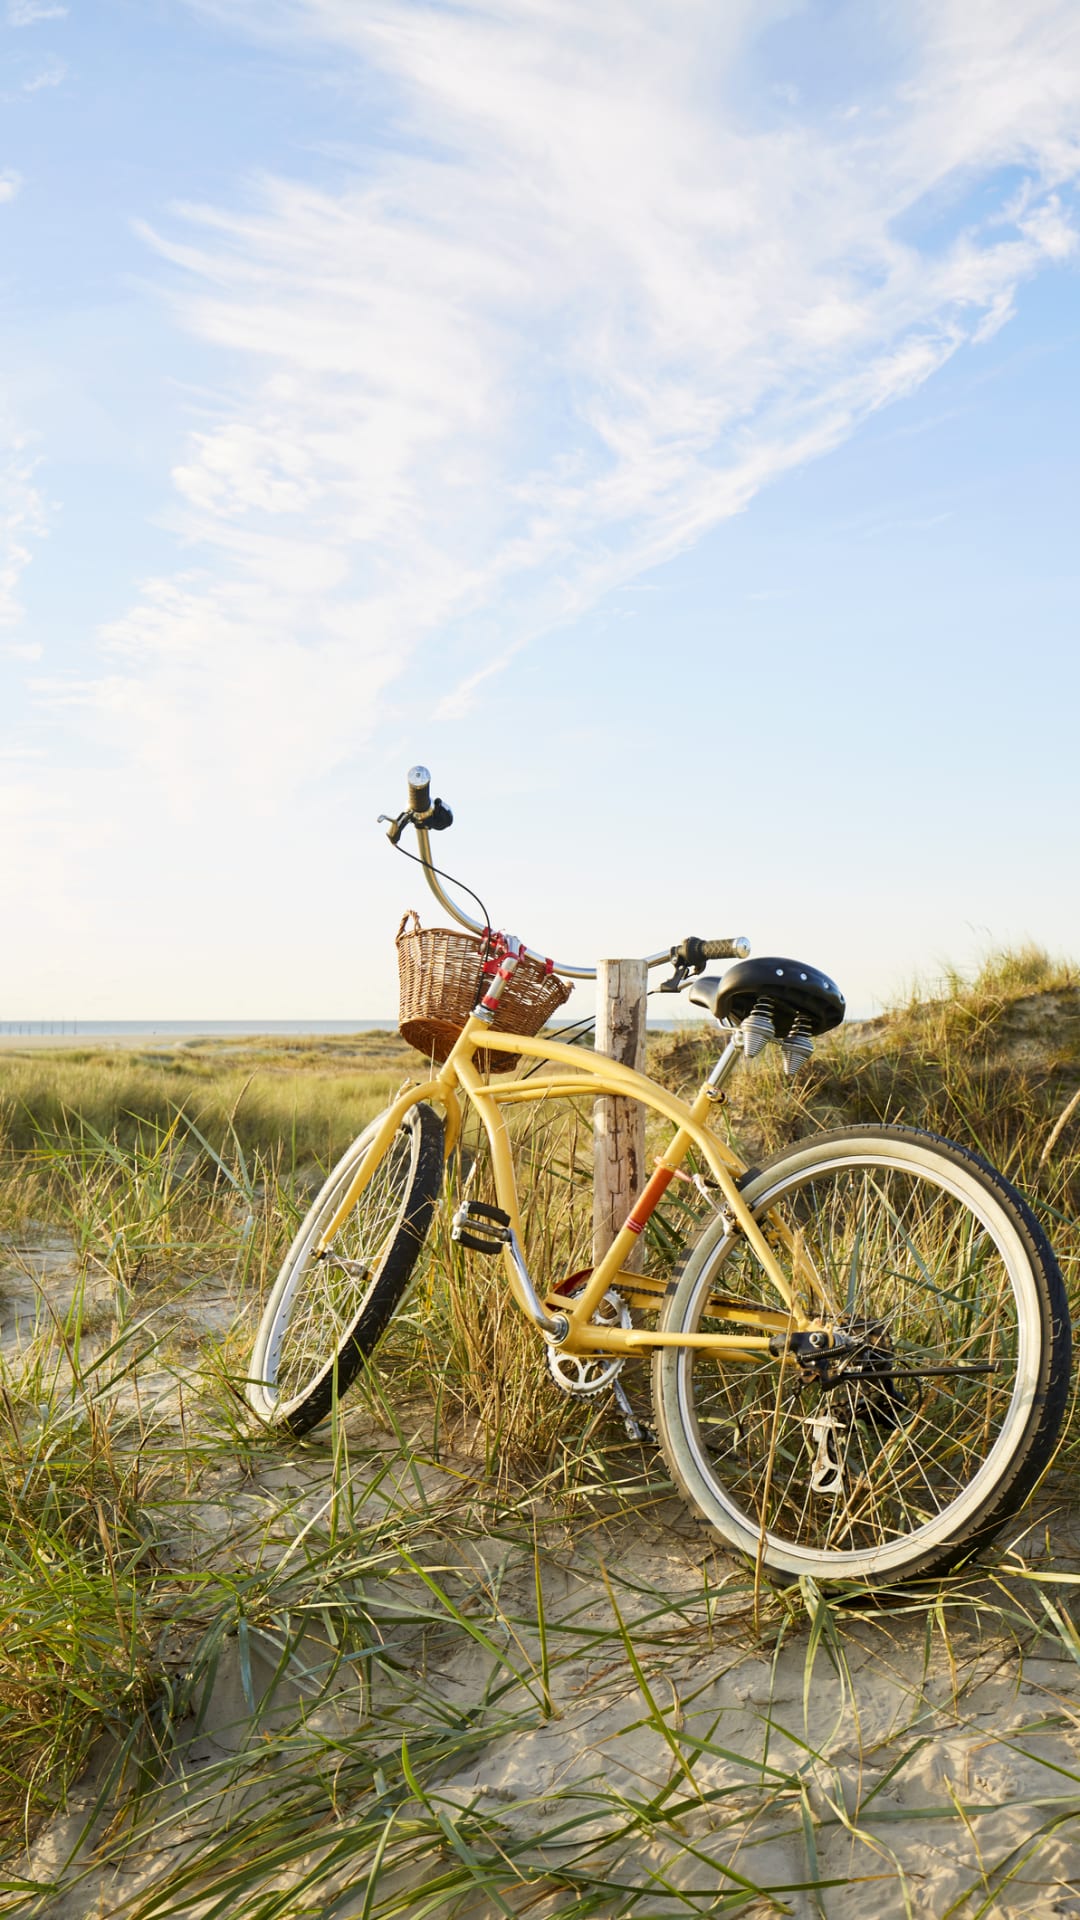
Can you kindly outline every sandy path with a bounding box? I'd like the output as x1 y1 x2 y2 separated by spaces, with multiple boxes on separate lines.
6 1240 1080 1919
23 1520 1080 1918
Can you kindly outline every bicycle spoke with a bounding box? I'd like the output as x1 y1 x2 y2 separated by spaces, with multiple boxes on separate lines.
271 1131 416 1405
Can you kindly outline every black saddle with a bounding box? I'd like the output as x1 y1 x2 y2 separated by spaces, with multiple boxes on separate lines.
687 957 845 1037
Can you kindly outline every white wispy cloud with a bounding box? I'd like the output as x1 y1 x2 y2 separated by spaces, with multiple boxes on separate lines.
22 57 65 89
6 1 67 23
61 0 1080 809
0 170 22 202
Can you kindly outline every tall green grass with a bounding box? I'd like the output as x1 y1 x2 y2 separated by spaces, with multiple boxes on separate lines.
0 1297 170 1846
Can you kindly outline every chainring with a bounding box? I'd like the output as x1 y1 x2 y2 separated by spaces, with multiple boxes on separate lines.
545 1280 631 1397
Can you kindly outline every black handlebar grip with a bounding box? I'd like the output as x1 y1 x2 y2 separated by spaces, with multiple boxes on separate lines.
407 764 432 813
702 937 751 960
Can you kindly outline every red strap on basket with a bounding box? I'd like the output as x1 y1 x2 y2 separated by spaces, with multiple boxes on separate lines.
480 928 555 977
480 927 505 976
480 932 522 1011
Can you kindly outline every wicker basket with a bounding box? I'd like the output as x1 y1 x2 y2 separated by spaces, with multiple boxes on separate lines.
396 911 572 1074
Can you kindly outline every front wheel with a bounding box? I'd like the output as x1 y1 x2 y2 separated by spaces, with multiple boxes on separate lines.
248 1103 444 1436
652 1126 1071 1587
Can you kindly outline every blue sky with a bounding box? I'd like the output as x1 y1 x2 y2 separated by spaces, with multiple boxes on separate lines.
2 0 1079 1020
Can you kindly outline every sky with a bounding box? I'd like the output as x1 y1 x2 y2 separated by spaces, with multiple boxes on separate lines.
2 0 1079 1021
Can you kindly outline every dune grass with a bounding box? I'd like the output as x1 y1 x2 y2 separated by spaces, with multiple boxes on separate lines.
657 943 1080 1307
0 1031 417 1165
659 944 1080 1168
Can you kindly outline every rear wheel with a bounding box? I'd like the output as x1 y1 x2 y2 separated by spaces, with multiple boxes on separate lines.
248 1103 444 1435
652 1126 1070 1586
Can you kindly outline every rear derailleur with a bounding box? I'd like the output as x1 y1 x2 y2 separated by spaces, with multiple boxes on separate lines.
769 1322 910 1431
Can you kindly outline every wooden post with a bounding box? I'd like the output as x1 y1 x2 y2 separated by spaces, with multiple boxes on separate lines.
593 958 648 1272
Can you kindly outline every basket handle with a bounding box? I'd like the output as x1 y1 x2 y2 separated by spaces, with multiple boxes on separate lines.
396 909 423 942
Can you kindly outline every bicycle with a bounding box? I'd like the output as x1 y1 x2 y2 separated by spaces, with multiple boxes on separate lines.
247 767 1072 1588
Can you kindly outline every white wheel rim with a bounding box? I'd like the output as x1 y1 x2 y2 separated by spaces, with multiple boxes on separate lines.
250 1115 420 1419
669 1140 1040 1577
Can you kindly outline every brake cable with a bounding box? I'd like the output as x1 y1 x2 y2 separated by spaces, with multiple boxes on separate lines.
391 829 597 1076
388 836 492 955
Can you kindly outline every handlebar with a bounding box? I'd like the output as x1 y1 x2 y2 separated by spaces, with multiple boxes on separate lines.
390 767 750 983
407 765 431 813
681 936 752 964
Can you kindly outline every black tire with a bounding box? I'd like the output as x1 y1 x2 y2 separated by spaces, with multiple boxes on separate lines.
247 1103 444 1435
652 1125 1070 1586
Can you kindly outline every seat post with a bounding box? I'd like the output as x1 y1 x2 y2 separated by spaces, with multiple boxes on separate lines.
705 1033 744 1098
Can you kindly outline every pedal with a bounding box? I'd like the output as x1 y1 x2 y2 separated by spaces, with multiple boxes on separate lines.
451 1200 512 1256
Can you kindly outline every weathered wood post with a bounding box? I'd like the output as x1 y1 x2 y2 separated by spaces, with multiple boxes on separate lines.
593 958 648 1272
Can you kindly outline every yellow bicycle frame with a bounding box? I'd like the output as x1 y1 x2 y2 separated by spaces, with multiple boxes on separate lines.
317 1014 837 1360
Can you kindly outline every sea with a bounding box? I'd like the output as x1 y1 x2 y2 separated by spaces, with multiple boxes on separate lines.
0 1015 685 1040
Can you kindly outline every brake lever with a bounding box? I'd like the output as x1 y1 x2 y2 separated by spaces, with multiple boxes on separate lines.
378 798 454 845
658 936 708 993
378 808 413 846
